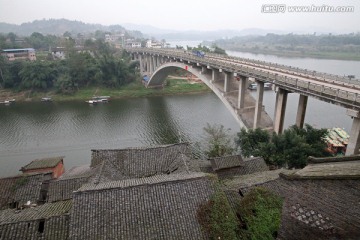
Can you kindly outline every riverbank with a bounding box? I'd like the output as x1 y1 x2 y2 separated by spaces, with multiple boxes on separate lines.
0 78 211 102
224 47 360 61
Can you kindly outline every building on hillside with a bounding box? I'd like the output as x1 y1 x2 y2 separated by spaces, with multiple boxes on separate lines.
1 48 36 61
20 156 65 179
125 41 141 48
210 155 269 179
50 47 66 60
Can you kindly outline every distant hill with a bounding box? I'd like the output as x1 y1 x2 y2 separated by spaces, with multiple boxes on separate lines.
0 19 127 36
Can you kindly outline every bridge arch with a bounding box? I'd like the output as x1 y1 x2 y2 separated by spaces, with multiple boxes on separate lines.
146 62 271 130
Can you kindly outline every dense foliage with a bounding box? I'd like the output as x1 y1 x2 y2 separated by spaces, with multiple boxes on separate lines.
203 123 235 158
0 38 138 93
186 44 227 55
237 187 283 240
235 124 330 168
210 33 360 60
197 185 240 240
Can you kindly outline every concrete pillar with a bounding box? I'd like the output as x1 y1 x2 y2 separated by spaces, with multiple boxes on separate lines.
237 76 247 109
295 95 308 128
346 109 360 156
253 80 264 128
274 88 288 134
211 69 219 82
224 72 232 93
139 54 144 73
146 55 150 73
201 66 205 74
149 56 154 74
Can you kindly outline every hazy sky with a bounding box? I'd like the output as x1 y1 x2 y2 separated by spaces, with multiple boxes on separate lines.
0 0 359 33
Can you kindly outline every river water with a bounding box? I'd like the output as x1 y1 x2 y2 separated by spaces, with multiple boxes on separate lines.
0 48 359 177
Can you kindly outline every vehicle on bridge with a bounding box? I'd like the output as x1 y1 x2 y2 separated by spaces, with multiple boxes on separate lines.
248 82 272 90
192 50 205 58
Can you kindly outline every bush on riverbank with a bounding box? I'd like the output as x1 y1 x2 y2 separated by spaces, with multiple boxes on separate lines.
0 78 210 102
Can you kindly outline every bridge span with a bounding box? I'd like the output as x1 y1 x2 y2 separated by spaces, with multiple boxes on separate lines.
125 48 360 156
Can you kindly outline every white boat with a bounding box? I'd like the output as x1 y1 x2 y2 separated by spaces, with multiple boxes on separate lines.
92 96 110 103
41 97 52 102
86 100 98 104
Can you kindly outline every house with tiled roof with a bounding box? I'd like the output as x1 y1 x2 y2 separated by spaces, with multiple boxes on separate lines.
69 173 214 240
20 156 65 179
0 143 217 239
210 155 269 179
0 200 72 239
0 172 53 210
277 155 360 240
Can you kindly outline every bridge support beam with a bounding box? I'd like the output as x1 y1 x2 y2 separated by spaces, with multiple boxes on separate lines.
295 95 308 128
254 80 264 128
274 88 289 134
139 54 144 73
237 76 247 109
224 72 232 93
346 109 360 156
150 56 154 74
211 69 219 82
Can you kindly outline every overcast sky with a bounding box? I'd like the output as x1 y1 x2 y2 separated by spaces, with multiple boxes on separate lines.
0 0 359 33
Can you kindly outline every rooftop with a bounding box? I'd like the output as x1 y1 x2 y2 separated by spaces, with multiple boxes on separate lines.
70 173 214 240
20 156 64 171
283 158 360 180
0 200 72 224
210 155 244 171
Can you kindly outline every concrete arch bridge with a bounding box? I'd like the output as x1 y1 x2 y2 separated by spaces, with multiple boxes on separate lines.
126 48 360 156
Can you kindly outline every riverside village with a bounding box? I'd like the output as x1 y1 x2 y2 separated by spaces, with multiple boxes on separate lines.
0 142 359 239
1 6 360 240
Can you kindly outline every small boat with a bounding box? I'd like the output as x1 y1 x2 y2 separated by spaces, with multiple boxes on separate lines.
92 96 110 103
86 100 98 104
0 99 15 105
41 97 52 102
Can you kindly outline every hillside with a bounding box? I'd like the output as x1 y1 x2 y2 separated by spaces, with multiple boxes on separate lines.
0 19 127 36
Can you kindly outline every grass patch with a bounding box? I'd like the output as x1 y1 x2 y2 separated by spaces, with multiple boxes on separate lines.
1 78 211 102
197 184 240 240
237 187 283 240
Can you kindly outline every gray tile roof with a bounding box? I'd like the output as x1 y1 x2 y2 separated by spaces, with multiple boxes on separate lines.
0 200 71 240
47 177 89 203
77 172 207 192
91 143 200 183
210 155 244 170
223 169 287 190
0 173 51 210
69 173 215 240
21 156 64 171
0 200 72 224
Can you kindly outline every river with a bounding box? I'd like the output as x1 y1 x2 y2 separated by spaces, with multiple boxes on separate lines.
0 47 359 177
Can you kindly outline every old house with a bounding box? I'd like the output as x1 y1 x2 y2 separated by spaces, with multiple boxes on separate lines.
1 48 36 61
210 155 269 179
0 143 216 239
20 156 65 179
278 155 360 240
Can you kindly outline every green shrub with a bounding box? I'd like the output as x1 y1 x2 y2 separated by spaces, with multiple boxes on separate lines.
237 187 283 240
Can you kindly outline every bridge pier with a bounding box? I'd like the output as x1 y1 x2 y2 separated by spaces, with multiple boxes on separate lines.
224 72 232 93
274 88 289 134
237 76 247 109
346 109 360 156
139 54 144 73
295 95 308 128
211 69 219 83
254 80 264 128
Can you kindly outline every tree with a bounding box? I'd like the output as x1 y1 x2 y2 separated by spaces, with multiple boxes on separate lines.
19 61 56 90
203 123 235 158
235 125 330 169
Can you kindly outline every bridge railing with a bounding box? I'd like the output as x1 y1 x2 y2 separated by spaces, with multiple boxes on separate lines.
209 51 360 86
132 47 360 86
126 48 360 110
